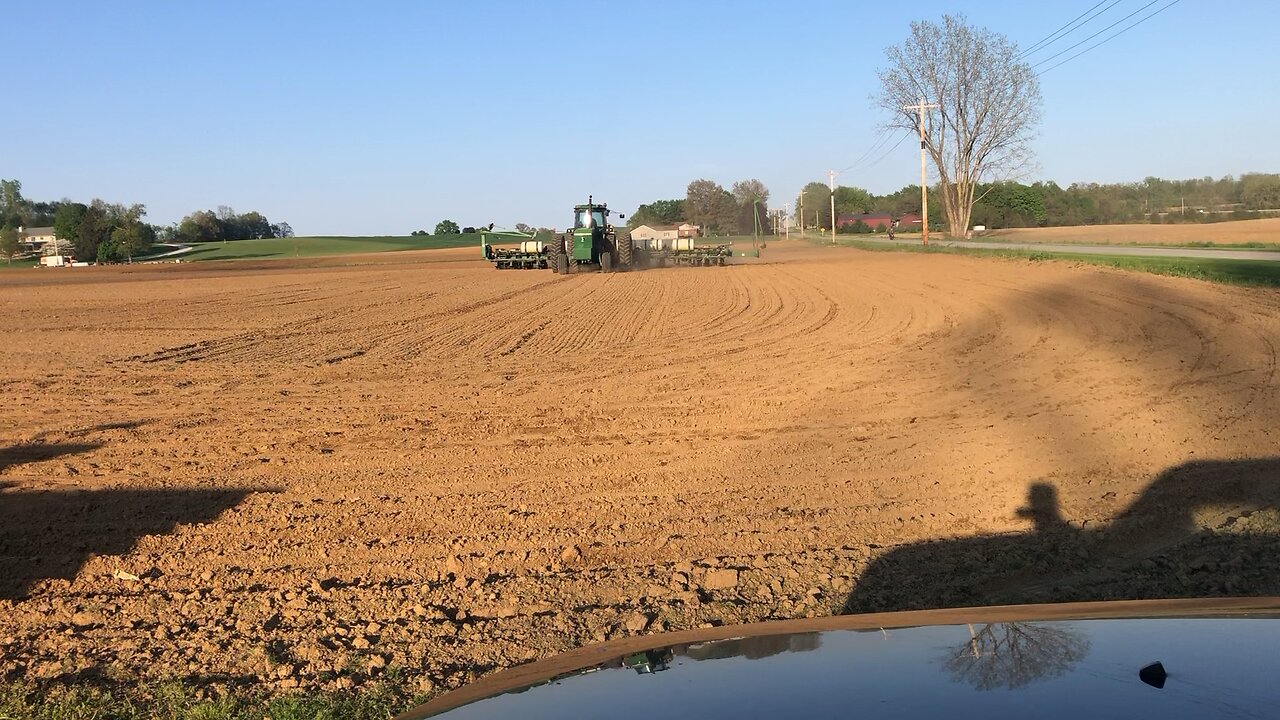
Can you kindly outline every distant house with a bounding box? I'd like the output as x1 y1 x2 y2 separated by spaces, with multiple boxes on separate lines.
836 213 893 230
19 226 56 250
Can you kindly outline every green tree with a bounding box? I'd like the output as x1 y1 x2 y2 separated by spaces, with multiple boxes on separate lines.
686 180 741 235
53 202 87 248
731 179 770 234
75 202 109 260
435 220 460 234
796 182 833 230
0 224 19 263
629 199 686 228
878 15 1042 237
110 215 155 263
0 179 25 228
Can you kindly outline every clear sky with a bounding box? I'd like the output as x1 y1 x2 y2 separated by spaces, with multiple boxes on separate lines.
5 1 1276 235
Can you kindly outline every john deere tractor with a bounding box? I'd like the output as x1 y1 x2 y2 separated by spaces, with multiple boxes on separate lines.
548 197 631 274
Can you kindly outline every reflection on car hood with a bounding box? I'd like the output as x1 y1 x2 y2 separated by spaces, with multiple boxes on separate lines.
396 598 1280 720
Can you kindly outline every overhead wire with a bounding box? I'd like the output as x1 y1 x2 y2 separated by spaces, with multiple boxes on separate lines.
1017 0 1120 59
1030 0 1169 70
837 128 895 173
1036 0 1184 74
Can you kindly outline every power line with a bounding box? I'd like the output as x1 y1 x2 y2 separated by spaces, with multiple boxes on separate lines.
1018 0 1119 59
862 131 913 169
838 128 894 173
1036 0 1184 75
1030 0 1168 70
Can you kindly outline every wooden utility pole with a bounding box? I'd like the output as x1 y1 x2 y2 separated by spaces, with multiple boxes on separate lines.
903 97 940 245
785 202 790 241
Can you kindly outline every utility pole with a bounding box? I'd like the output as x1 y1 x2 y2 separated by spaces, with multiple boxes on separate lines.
828 170 838 245
799 192 804 232
903 97 940 245
784 202 790 241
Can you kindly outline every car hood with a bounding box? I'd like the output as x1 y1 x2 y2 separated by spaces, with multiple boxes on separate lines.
396 597 1280 720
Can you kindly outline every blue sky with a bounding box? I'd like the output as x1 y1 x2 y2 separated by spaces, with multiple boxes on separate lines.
5 1 1276 235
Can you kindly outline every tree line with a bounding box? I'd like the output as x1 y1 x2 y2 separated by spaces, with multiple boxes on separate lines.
630 178 772 236
171 206 293 243
0 177 295 263
794 173 1280 233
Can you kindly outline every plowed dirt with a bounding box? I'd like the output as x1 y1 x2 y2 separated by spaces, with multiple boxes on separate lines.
2 240 1278 697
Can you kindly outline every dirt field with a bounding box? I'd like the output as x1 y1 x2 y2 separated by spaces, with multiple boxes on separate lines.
986 217 1280 245
2 240 1279 700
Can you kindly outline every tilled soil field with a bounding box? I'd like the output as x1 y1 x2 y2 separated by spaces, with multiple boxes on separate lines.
2 241 1279 700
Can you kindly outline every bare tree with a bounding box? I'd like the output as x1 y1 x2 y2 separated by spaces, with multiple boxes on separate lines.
942 623 1088 690
878 15 1042 238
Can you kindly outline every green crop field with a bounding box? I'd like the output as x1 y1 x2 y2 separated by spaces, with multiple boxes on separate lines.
182 234 480 262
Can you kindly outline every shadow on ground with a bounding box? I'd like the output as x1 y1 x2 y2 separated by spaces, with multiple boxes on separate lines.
0 421 268 600
844 457 1280 614
0 484 266 600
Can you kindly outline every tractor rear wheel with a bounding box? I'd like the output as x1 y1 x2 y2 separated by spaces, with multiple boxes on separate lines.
600 251 613 273
615 231 633 270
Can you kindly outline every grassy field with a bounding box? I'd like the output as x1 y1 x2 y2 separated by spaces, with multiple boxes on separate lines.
183 234 480 262
834 238 1280 287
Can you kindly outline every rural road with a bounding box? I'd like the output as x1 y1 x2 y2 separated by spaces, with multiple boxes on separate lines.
853 236 1280 261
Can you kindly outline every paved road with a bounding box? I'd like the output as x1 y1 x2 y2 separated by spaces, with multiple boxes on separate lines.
852 236 1280 262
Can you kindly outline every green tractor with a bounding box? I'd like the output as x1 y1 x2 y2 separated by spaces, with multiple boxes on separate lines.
548 197 632 274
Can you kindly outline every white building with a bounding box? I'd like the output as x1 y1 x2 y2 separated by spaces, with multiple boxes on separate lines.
19 226 56 250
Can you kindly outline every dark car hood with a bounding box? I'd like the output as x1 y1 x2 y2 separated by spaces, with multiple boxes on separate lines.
397 597 1280 720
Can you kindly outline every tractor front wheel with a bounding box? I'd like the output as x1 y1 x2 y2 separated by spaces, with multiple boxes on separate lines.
600 251 613 273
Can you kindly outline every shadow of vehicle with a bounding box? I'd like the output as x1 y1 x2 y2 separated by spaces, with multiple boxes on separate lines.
844 457 1280 614
0 484 266 600
0 421 268 600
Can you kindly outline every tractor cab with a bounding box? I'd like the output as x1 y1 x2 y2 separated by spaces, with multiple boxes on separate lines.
573 205 610 230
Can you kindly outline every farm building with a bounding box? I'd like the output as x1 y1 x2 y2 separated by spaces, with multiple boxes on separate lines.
835 213 922 230
631 223 700 242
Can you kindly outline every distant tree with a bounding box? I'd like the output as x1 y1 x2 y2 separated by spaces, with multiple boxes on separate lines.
75 202 112 260
110 214 154 263
796 182 833 230
629 199 686 228
1241 173 1280 210
0 179 24 228
0 224 18 263
53 202 87 247
514 222 533 234
237 211 272 239
178 210 222 243
731 179 771 234
687 179 738 236
461 226 477 234
435 219 460 235
878 15 1042 237
271 221 294 238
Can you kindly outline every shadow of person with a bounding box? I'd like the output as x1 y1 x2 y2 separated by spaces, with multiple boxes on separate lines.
843 456 1280 614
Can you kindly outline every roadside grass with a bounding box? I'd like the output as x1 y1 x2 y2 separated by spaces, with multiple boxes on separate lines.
0 675 423 720
184 234 480 262
0 256 41 269
962 235 1280 250
828 237 1280 288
